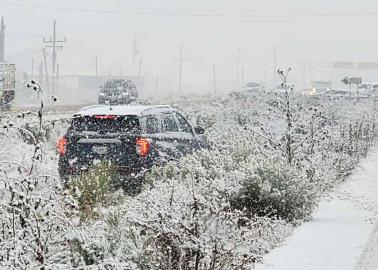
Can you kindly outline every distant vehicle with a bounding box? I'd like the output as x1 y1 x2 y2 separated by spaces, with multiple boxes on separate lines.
98 79 138 105
302 80 331 97
358 82 378 97
0 63 16 111
311 80 331 96
57 104 207 190
324 89 349 99
242 82 264 93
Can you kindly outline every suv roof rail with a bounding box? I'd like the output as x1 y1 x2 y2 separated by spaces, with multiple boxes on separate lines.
74 104 175 117
142 105 173 112
151 105 172 109
80 104 107 111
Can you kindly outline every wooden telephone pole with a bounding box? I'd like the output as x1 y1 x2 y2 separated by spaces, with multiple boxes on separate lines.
43 20 66 97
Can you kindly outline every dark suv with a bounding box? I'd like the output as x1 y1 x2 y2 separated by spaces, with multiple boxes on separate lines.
57 104 207 186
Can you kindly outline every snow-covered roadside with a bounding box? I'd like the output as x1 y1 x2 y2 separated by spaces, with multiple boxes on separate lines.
255 147 378 270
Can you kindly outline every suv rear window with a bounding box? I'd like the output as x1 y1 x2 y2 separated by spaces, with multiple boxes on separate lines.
69 115 140 133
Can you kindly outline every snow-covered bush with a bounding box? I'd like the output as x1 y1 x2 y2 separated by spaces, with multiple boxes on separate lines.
0 124 78 268
0 167 77 269
70 151 292 269
178 84 377 224
231 159 318 222
69 163 116 221
0 85 80 269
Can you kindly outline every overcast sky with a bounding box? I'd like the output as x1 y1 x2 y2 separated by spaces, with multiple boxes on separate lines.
2 0 378 88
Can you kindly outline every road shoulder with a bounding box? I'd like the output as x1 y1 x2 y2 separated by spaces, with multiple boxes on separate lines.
255 149 378 270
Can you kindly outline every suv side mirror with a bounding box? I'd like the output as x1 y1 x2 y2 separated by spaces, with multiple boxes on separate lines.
194 126 205 135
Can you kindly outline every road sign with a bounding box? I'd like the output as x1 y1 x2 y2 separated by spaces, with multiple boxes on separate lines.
341 76 362 85
349 77 362 84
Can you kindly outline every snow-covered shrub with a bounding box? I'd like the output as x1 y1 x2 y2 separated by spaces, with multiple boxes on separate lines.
178 86 378 225
231 160 318 222
0 169 77 269
0 126 78 269
69 163 116 221
73 151 292 270
18 122 54 145
0 87 80 269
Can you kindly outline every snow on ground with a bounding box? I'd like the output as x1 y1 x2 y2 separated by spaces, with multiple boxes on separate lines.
255 147 378 270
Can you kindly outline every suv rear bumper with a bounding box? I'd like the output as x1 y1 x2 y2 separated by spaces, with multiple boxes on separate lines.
59 163 149 194
59 164 145 176
58 158 151 180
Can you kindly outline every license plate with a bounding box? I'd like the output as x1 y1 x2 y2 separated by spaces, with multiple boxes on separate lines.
93 146 108 154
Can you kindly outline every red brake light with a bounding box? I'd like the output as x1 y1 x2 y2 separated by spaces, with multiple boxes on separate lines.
136 138 150 157
94 115 116 119
57 137 67 155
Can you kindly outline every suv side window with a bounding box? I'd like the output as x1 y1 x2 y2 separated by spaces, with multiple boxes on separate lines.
175 112 192 133
145 115 160 134
162 113 179 132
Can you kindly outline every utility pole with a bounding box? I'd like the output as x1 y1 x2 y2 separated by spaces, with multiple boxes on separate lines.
43 20 66 96
138 58 142 77
56 63 59 96
241 66 245 85
213 63 217 97
179 45 183 93
155 73 159 97
0 17 5 62
39 62 43 85
95 56 98 77
43 20 66 73
273 44 277 86
173 45 187 93
42 48 49 92
173 45 188 93
94 56 99 87
31 58 34 79
132 33 138 71
263 69 266 88
302 62 306 90
236 48 241 82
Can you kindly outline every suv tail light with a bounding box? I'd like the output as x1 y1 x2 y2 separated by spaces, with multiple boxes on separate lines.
57 137 68 155
136 138 150 157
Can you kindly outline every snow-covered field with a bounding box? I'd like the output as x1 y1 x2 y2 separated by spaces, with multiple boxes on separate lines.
1 90 378 269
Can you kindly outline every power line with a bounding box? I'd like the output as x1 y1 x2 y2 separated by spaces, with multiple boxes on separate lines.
2 2 378 18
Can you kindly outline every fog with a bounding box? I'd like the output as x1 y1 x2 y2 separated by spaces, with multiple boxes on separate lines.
2 0 378 100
